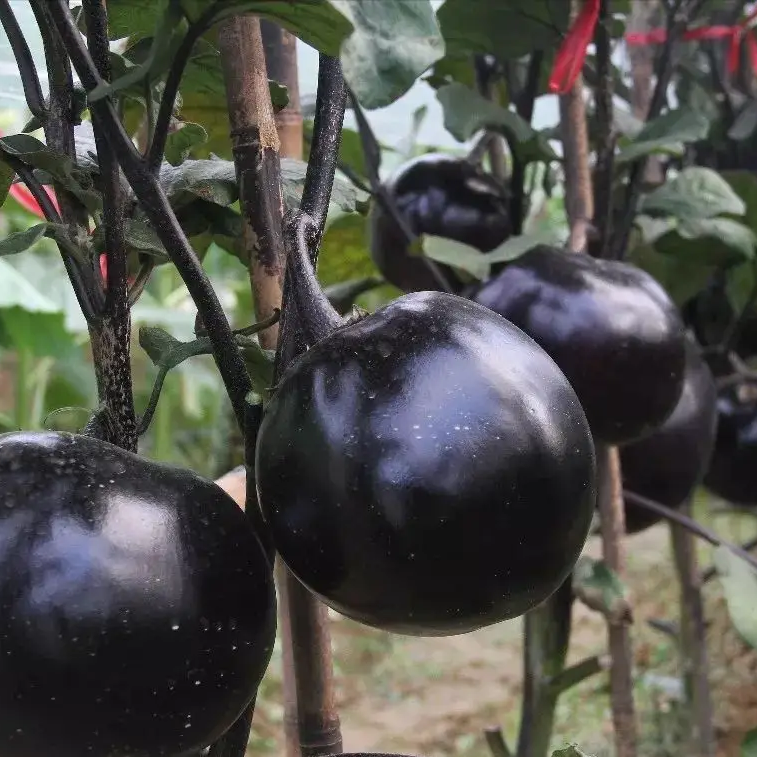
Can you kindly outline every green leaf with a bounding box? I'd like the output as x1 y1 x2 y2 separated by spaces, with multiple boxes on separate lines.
629 243 716 308
572 556 631 624
0 161 14 206
654 218 756 266
158 156 359 213
726 261 757 314
616 108 712 164
639 167 746 220
437 83 557 164
714 546 757 649
722 171 757 230
729 100 757 141
0 224 50 256
280 158 359 214
0 134 101 212
741 728 757 757
551 747 595 757
0 258 62 313
419 236 490 280
0 307 71 358
419 232 555 282
317 212 378 286
334 0 444 109
486 233 558 265
438 0 570 60
164 122 208 166
90 1 186 102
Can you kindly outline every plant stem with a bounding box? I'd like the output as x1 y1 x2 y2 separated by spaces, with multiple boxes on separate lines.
218 14 285 353
516 579 573 757
0 0 46 121
29 0 103 320
592 0 615 259
612 0 707 260
669 498 716 757
559 76 594 253
510 52 543 237
624 490 757 570
473 54 507 182
147 8 216 173
260 22 304 757
272 59 346 757
82 0 137 452
597 446 638 757
47 0 253 435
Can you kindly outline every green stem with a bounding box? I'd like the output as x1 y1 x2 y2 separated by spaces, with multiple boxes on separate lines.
516 579 573 757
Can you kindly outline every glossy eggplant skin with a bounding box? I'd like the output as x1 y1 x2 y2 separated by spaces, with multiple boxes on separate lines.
369 153 511 293
620 337 718 533
703 390 757 506
256 291 596 636
0 431 276 757
471 245 687 444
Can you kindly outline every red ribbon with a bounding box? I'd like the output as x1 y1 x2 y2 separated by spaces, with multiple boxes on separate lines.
549 0 600 94
549 3 757 94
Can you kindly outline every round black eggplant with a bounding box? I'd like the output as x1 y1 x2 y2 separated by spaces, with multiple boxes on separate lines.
0 431 276 757
620 337 718 533
471 245 687 444
703 387 757 506
256 290 596 636
369 153 511 294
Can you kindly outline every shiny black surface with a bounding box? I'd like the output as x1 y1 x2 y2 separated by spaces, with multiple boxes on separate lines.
369 153 511 293
471 245 687 444
620 337 718 533
703 388 757 506
0 431 276 757
256 291 596 636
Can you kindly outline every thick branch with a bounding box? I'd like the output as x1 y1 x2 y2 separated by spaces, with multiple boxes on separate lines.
48 0 253 434
624 490 757 571
82 0 137 452
276 55 346 370
669 500 716 757
592 0 615 256
597 446 638 757
559 77 594 252
30 0 103 318
147 10 215 173
218 15 285 353
511 52 543 236
0 0 46 121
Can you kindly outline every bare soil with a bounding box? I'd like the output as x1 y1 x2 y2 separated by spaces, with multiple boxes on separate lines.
250 499 757 757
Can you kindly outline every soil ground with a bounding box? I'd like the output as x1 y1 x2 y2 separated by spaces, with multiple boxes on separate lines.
249 495 757 757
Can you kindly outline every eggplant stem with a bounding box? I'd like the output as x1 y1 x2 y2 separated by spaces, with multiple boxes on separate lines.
285 212 344 344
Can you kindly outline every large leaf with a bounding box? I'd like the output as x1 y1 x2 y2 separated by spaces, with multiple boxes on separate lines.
654 217 756 266
436 83 557 164
628 243 716 307
317 212 379 286
102 0 442 109
640 167 746 221
158 156 358 213
0 134 101 212
437 0 570 61
714 546 757 649
616 108 712 164
333 0 444 109
0 258 73 358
